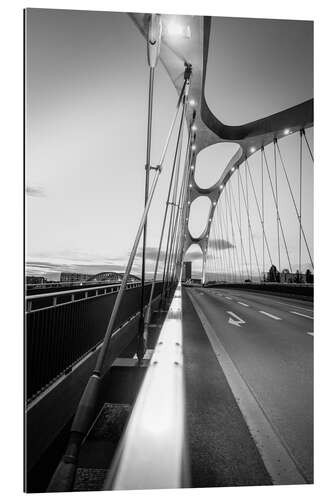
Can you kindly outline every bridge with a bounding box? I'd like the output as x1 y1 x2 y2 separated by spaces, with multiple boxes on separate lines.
24 12 313 492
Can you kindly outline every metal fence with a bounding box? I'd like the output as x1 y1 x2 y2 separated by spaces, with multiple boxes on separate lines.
25 282 163 401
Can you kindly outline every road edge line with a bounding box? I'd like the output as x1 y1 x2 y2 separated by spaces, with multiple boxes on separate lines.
186 288 307 485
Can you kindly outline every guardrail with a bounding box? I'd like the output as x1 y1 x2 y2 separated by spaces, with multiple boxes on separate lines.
104 282 189 490
25 281 142 312
25 280 143 293
25 282 163 401
203 281 313 298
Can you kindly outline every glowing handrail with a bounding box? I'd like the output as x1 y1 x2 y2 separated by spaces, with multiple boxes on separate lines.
104 282 189 490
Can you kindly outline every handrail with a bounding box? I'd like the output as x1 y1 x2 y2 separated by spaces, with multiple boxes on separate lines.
25 281 144 302
25 281 159 313
103 282 189 490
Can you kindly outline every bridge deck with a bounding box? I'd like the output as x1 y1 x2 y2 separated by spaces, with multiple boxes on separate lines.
183 286 313 485
182 288 272 487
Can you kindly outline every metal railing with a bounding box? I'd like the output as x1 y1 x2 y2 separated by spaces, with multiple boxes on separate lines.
25 279 142 292
25 281 142 312
25 281 163 401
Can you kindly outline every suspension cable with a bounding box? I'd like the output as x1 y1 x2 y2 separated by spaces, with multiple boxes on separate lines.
229 178 251 280
213 223 220 281
237 168 250 280
142 116 192 347
299 130 303 276
245 161 252 279
163 139 184 292
138 15 162 358
215 199 227 281
239 164 261 280
303 128 314 162
273 140 281 271
221 189 234 281
161 85 188 301
246 158 274 268
276 140 313 269
262 148 293 273
47 61 188 496
169 157 190 284
226 183 242 281
261 149 265 280
139 67 155 352
216 202 226 281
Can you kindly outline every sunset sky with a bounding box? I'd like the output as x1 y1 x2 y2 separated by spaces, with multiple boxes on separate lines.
25 9 313 279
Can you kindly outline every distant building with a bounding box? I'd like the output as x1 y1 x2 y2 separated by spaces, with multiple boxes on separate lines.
87 272 140 283
60 272 93 283
182 261 192 282
26 275 46 285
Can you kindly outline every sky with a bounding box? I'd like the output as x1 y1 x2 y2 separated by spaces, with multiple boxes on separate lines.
25 9 313 280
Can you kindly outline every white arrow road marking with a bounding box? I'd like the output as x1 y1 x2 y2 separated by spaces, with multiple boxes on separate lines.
307 332 314 336
238 301 249 307
186 290 307 485
290 311 313 320
259 311 281 320
227 311 246 327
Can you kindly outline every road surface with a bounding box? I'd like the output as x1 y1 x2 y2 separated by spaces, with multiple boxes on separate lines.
185 286 313 483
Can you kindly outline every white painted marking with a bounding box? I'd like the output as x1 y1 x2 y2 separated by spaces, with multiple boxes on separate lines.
271 300 313 313
307 332 314 336
290 311 313 320
259 311 281 320
238 301 249 307
225 296 233 300
227 311 246 327
187 290 306 485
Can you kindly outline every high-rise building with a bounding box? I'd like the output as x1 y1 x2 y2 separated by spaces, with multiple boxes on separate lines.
182 261 192 282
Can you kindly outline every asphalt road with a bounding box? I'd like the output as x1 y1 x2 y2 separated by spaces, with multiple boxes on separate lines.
186 287 313 483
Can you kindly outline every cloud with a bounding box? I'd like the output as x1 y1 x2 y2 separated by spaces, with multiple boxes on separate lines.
26 259 128 275
26 238 235 280
185 250 202 260
135 246 166 262
210 238 235 250
26 186 45 197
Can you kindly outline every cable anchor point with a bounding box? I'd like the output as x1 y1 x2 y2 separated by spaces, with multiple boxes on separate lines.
184 63 192 81
147 14 162 68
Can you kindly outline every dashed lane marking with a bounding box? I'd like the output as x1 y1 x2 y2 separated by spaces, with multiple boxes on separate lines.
238 301 249 307
290 311 313 320
259 311 281 320
186 289 306 485
272 300 313 313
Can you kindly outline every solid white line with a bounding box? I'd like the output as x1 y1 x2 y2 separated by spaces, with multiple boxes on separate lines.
186 290 306 485
290 311 313 320
238 301 249 307
259 311 281 320
307 332 314 336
